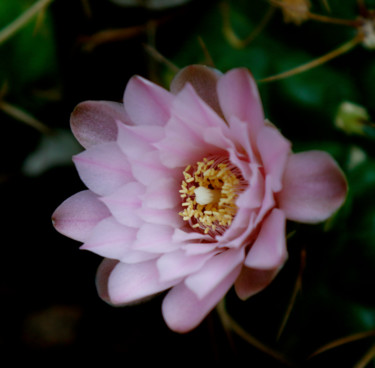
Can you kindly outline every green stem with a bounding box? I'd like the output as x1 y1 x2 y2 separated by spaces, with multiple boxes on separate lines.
0 0 53 45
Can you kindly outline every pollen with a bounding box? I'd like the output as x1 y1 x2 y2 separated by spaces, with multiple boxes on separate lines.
179 156 246 237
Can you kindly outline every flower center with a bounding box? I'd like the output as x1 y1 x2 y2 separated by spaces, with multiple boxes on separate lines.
179 156 246 237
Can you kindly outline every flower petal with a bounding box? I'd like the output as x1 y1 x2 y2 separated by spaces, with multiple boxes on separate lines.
234 266 281 301
257 124 291 192
100 182 145 228
217 68 264 137
107 260 179 305
278 150 348 223
170 64 223 117
52 190 110 242
157 249 215 282
133 223 176 253
124 75 173 126
96 258 119 304
142 177 180 209
162 263 242 333
70 101 127 148
244 208 287 270
73 142 133 196
185 248 244 300
81 217 137 260
117 122 164 159
130 150 179 186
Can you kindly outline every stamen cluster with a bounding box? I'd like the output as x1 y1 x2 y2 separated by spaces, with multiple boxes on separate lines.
179 156 245 236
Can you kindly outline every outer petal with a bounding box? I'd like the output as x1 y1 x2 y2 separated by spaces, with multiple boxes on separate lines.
96 258 119 304
52 190 110 242
278 150 348 223
217 68 264 137
157 249 215 282
257 125 291 192
117 122 164 159
81 217 138 260
170 64 223 117
73 142 133 196
100 182 145 228
234 266 281 301
244 208 287 270
162 263 242 333
107 260 180 305
124 76 173 126
70 101 127 148
185 248 245 300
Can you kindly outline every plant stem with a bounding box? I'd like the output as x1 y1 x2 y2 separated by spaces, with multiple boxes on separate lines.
0 0 53 45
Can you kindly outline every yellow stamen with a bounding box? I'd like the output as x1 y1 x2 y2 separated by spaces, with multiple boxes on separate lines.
179 156 245 236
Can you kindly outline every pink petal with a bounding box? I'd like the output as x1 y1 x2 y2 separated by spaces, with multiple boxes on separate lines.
244 208 288 269
170 65 223 117
234 266 281 301
162 264 242 333
52 190 110 242
107 260 179 305
70 101 127 149
133 223 176 253
217 68 264 137
137 206 183 227
257 125 291 192
100 182 145 228
81 217 137 260
142 177 180 210
73 142 133 196
124 76 173 126
185 248 245 300
172 83 226 130
117 122 164 159
96 258 119 304
278 150 348 223
157 249 215 282
129 150 179 186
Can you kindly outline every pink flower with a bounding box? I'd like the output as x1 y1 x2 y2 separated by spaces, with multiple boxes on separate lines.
52 66 347 333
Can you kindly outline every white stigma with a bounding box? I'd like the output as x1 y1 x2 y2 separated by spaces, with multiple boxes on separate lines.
194 187 221 205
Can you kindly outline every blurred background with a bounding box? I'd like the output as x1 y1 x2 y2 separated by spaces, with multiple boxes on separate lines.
1 0 375 366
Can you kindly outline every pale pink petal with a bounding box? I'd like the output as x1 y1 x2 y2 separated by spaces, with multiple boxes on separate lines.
142 177 180 210
185 248 245 300
181 243 217 255
156 115 221 168
117 122 164 159
130 150 179 186
124 76 173 126
234 266 281 301
254 174 276 226
245 208 288 269
278 151 348 223
133 223 176 253
157 249 215 282
107 260 180 305
100 182 145 228
70 101 127 148
162 264 242 333
217 68 264 136
73 142 133 196
172 228 213 244
170 65 223 117
172 83 226 130
81 217 138 260
52 190 110 242
137 207 183 227
96 258 119 304
257 125 291 192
